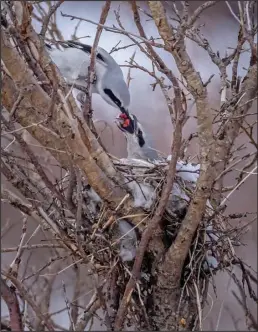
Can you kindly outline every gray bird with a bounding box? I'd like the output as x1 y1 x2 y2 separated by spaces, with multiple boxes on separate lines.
115 113 159 161
115 113 201 182
46 40 130 116
115 112 197 210
116 114 218 269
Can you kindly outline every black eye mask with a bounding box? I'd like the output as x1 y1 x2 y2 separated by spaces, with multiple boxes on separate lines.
103 88 121 108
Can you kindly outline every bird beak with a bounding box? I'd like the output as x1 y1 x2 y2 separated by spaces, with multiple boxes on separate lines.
115 116 124 124
119 106 130 117
114 117 126 132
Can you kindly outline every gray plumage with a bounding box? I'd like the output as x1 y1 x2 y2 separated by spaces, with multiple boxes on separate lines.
46 41 130 114
115 114 159 161
118 219 137 262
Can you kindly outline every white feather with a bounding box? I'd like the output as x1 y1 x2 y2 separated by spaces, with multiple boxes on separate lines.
127 181 156 210
118 220 137 262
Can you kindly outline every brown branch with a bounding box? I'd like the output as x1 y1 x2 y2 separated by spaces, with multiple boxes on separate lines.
114 110 185 330
147 5 256 301
2 244 62 253
1 278 23 332
148 0 214 287
75 167 83 246
39 0 64 38
186 1 217 28
83 0 111 128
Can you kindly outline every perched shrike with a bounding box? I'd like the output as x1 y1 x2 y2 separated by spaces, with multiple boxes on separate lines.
46 40 130 116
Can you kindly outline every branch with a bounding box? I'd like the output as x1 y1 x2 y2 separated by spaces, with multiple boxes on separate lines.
39 0 64 39
114 107 186 330
2 244 62 253
148 1 215 288
187 1 217 28
1 278 23 332
83 0 111 127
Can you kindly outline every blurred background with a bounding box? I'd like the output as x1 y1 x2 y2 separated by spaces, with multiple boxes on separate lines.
1 1 257 330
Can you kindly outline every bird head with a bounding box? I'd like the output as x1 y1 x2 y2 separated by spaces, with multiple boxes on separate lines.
115 113 159 161
115 113 145 147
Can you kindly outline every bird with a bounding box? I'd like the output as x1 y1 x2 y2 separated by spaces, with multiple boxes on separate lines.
115 112 203 212
115 113 159 161
46 40 131 116
115 113 200 183
116 113 219 269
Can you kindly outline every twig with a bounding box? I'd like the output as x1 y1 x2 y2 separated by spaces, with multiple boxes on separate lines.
220 165 258 206
71 19 83 40
66 162 77 211
8 216 28 277
9 88 25 118
187 1 217 28
75 292 100 331
114 109 185 329
2 244 62 253
83 0 111 129
75 167 82 245
193 280 203 330
225 1 241 24
62 280 75 331
70 265 81 328
60 12 164 48
39 0 64 38
127 50 136 87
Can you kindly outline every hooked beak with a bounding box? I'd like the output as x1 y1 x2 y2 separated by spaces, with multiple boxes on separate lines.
114 116 126 132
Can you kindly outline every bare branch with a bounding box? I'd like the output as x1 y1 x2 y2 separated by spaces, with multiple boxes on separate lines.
114 103 186 329
83 0 111 128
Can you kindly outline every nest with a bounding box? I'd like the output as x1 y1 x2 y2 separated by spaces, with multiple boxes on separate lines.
62 157 245 328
